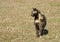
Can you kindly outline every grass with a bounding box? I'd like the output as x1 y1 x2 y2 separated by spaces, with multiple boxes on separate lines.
0 0 60 42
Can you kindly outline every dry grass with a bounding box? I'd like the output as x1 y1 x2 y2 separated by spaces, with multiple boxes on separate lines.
0 0 60 42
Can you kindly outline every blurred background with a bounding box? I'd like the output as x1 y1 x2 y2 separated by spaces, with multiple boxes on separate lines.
0 0 60 42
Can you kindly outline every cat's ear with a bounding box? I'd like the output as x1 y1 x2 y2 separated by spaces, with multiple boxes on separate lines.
33 8 37 11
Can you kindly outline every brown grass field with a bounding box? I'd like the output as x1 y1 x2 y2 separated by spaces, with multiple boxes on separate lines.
0 0 60 42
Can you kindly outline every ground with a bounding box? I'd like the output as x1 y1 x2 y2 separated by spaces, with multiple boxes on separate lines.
0 0 60 42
